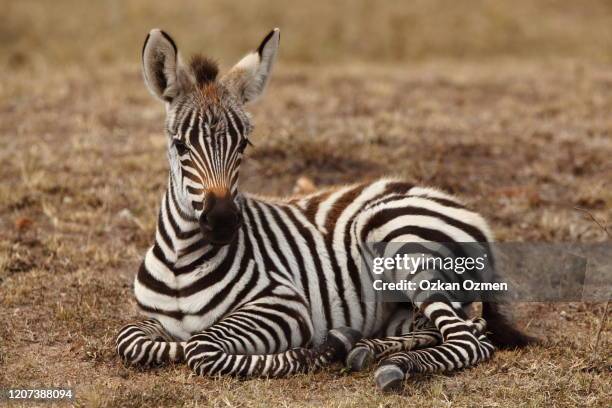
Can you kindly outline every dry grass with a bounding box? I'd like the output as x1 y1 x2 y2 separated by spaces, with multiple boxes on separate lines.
1 1 611 407
4 0 612 69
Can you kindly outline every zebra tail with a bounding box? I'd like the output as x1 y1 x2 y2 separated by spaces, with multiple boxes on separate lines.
483 302 539 349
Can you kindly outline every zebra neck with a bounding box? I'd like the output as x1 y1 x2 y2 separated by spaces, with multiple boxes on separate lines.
155 178 223 272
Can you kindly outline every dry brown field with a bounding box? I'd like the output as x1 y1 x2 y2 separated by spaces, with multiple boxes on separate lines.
1 1 611 406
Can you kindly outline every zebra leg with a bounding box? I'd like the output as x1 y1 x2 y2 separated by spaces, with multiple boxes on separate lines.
116 319 186 367
348 315 487 372
374 301 495 392
184 310 361 377
186 327 361 377
347 305 438 371
345 298 488 373
310 326 363 370
347 328 442 372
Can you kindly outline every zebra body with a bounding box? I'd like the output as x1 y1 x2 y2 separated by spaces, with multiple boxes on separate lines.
135 178 488 343
117 28 533 390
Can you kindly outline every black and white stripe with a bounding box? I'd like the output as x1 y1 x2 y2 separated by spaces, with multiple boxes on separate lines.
117 27 534 391
118 175 503 385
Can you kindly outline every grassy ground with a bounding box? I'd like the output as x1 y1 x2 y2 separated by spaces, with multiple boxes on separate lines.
1 1 611 407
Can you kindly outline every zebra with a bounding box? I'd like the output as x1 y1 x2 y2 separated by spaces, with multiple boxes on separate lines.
116 28 535 391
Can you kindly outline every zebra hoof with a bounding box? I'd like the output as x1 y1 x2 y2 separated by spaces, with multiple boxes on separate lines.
374 365 404 392
346 347 375 372
328 327 362 356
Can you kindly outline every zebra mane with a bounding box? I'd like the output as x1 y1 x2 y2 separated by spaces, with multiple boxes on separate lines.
189 54 219 86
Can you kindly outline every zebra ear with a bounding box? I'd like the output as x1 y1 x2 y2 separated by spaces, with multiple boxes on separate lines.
142 29 192 102
222 28 280 104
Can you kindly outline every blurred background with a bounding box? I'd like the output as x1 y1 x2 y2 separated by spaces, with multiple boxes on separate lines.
3 0 612 69
1 2 610 406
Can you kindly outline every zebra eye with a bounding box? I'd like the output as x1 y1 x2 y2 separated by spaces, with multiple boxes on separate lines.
174 139 189 155
239 138 253 152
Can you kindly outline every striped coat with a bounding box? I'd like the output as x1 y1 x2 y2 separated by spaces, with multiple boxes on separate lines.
116 27 534 392
134 178 494 342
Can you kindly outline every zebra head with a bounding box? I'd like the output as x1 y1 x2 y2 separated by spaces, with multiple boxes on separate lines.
142 28 280 245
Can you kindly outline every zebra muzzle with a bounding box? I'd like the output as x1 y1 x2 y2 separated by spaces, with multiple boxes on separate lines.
199 195 242 245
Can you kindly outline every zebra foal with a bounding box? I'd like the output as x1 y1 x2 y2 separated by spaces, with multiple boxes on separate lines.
116 28 534 391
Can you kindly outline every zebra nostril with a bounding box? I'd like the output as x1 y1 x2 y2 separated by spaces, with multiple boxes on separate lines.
199 218 212 231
